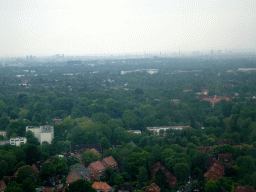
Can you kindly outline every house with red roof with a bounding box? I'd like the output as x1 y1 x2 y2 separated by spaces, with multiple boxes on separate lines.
92 182 112 192
0 180 7 192
204 160 225 180
200 96 231 107
151 162 177 189
145 183 161 192
101 156 118 170
218 153 233 165
234 186 256 192
66 165 91 184
87 161 106 180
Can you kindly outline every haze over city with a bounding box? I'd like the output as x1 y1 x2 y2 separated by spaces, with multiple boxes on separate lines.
1 0 256 57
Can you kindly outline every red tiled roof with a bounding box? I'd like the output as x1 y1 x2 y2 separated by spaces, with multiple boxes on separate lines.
201 96 230 105
92 182 111 191
32 164 39 175
0 180 7 191
101 156 117 168
218 153 233 164
151 162 176 189
204 160 225 180
234 186 256 192
89 161 105 172
145 183 161 192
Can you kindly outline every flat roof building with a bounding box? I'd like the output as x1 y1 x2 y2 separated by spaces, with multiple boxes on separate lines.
10 137 27 146
26 125 54 145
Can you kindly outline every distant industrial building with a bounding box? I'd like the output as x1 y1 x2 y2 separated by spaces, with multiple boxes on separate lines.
26 125 54 145
10 137 27 146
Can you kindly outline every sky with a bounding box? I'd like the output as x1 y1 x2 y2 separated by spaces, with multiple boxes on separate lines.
0 0 256 56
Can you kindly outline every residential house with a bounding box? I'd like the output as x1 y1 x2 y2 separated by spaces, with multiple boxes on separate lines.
101 156 118 170
234 186 256 192
92 182 112 192
171 99 181 105
197 146 212 153
0 131 7 137
204 160 225 180
0 180 7 192
217 139 231 145
218 154 233 165
52 119 62 124
13 165 39 178
151 162 177 189
190 184 203 192
87 161 106 180
66 165 90 184
114 184 135 192
145 183 161 192
70 144 102 154
90 148 101 157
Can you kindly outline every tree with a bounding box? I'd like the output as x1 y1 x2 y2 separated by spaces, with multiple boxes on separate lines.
137 166 148 188
25 144 41 165
82 149 99 164
16 166 38 184
99 136 111 150
174 163 190 183
52 156 68 176
236 156 256 178
92 113 111 124
155 168 169 191
40 162 56 180
205 179 218 192
0 160 8 179
65 179 96 192
25 131 40 145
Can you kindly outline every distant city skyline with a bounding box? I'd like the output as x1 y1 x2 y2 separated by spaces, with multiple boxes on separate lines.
1 0 256 57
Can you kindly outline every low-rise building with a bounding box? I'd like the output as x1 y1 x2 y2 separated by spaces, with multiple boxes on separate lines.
0 180 7 192
87 161 106 180
10 137 27 146
92 182 112 192
145 183 161 192
0 131 7 137
151 162 177 189
101 156 118 170
52 119 62 124
66 165 90 184
114 184 135 192
126 130 141 134
147 126 190 135
204 160 225 180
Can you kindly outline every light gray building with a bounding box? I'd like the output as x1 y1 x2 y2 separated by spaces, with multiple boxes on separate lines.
26 125 54 145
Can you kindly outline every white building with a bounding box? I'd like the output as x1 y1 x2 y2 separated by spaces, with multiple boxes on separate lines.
10 137 27 146
147 126 190 135
26 125 54 145
126 130 141 134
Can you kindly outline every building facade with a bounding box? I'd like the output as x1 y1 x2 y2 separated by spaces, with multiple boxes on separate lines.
10 137 27 146
26 125 54 145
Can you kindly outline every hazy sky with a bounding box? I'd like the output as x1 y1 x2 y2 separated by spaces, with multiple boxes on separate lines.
1 0 256 56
